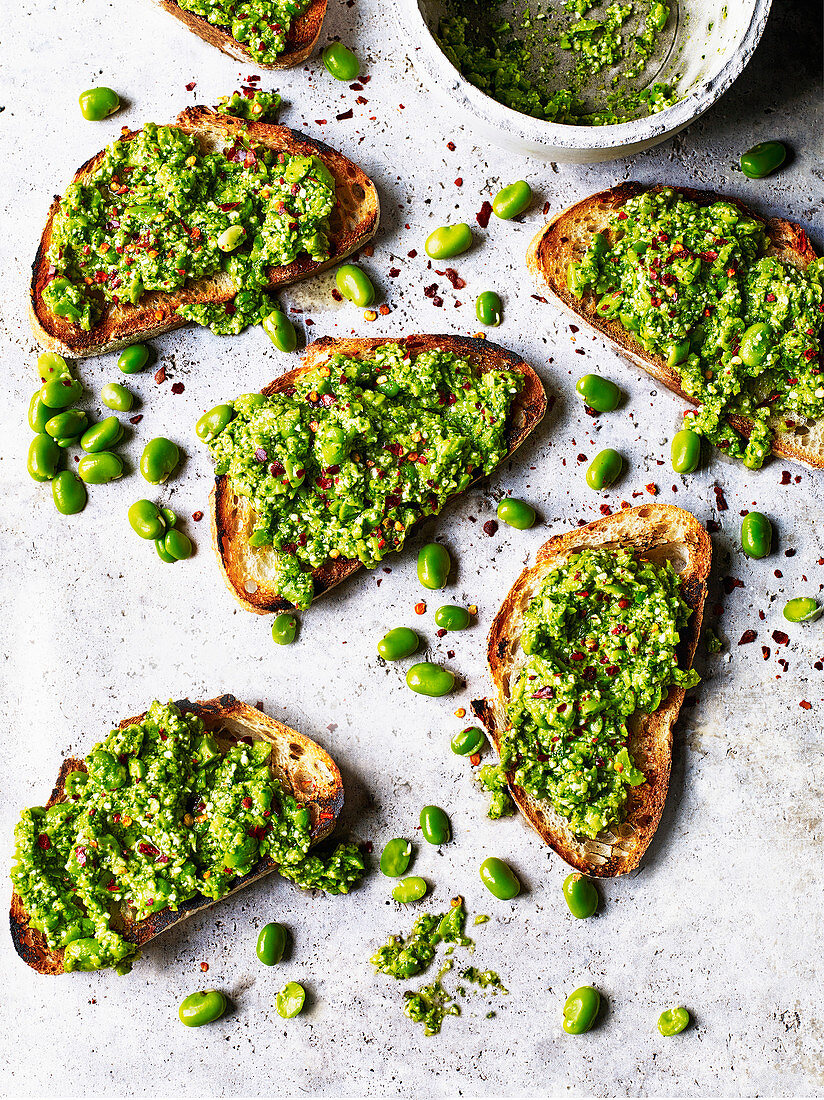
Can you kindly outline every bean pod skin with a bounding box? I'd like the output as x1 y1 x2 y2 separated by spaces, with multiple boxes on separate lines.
492 180 531 220
380 838 412 878
497 497 535 530
562 873 598 919
425 224 472 260
563 986 601 1034
272 612 298 644
377 627 420 661
479 857 520 900
658 1006 690 1036
179 990 227 1027
335 264 375 307
575 373 620 412
256 922 288 966
586 448 623 490
740 140 786 179
419 805 451 845
740 512 773 559
450 726 485 756
52 471 87 515
406 662 455 697
671 429 702 474
417 543 451 590
391 876 427 903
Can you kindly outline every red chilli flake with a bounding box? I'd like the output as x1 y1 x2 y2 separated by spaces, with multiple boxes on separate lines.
482 520 498 536
713 485 728 511
192 511 203 522
336 109 354 121
37 834 51 850
800 700 812 710
129 414 143 425
738 630 757 645
185 81 196 91
171 382 185 395
771 630 789 646
476 201 493 228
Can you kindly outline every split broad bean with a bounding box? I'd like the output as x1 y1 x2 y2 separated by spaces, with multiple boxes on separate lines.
658 1006 690 1036
276 982 306 1019
391 876 427 903
783 597 821 623
380 838 412 878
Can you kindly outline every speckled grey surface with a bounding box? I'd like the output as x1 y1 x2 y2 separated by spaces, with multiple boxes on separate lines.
1 2 823 1097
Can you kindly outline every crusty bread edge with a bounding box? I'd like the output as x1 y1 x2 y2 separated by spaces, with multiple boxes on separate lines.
9 694 345 975
211 333 549 614
471 503 710 878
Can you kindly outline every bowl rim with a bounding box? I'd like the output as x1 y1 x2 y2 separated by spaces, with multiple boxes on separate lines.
398 0 774 149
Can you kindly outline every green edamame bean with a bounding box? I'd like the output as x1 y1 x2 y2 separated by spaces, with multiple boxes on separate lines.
497 497 535 530
46 409 88 440
65 769 88 797
37 351 69 383
740 140 786 180
140 437 180 484
335 264 375 307
77 451 123 484
492 180 532 220
272 612 298 645
256 922 288 965
391 876 427 903
476 290 502 327
52 471 87 515
118 344 151 374
658 1006 690 1036
417 542 450 590
740 511 772 559
479 857 520 900
671 429 702 474
450 725 485 756
562 873 598 919
276 981 306 1018
434 604 470 631
101 382 134 412
322 41 360 81
425 223 472 260
739 322 773 367
28 391 55 432
79 87 120 121
164 529 193 561
217 225 245 252
80 416 122 452
563 986 601 1034
41 377 83 409
575 373 620 412
419 805 451 845
377 627 419 661
262 310 297 352
27 434 61 482
406 662 454 697
161 507 177 528
156 539 176 563
380 838 412 878
196 404 235 443
128 499 166 540
586 449 623 490
179 989 227 1027
783 597 822 623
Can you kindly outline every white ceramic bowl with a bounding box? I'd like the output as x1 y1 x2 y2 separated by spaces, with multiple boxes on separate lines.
397 0 773 163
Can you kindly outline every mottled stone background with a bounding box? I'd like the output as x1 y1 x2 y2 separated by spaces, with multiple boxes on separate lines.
1 0 822 1095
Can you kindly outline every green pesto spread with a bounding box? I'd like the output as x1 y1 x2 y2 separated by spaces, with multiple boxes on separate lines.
436 0 677 126
43 121 335 335
11 701 364 973
478 763 516 818
217 88 282 122
175 0 309 64
501 547 698 839
205 342 523 609
569 188 824 468
403 968 461 1036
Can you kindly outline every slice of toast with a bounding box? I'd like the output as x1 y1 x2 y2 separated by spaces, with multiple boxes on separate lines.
471 503 710 878
10 695 344 975
526 182 824 469
149 0 326 68
211 334 548 613
30 106 380 359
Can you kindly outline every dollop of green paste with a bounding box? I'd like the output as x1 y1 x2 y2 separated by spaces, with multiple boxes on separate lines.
43 122 335 335
11 700 364 973
205 342 523 609
478 763 516 818
568 188 824 468
501 546 699 839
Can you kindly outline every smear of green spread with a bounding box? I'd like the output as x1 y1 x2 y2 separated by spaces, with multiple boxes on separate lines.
569 188 824 468
43 121 335 335
204 342 523 609
217 89 283 123
478 764 516 818
501 546 699 839
11 700 365 973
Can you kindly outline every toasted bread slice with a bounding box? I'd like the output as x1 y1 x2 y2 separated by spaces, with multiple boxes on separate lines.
211 334 548 613
471 504 710 878
10 694 344 975
527 182 824 470
30 107 380 359
149 0 326 68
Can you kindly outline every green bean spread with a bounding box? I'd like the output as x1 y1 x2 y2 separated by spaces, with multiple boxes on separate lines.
175 0 308 64
205 342 522 608
501 547 699 838
569 188 824 468
437 0 677 126
42 122 335 335
11 701 364 973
